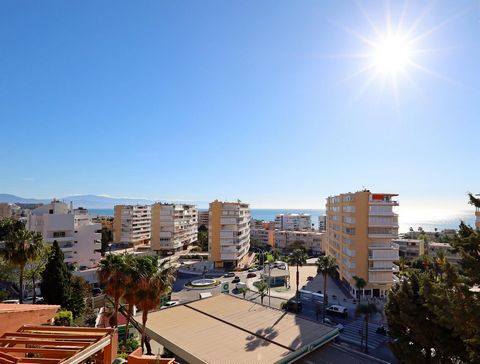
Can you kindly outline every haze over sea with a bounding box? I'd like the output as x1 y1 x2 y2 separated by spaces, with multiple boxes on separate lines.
89 208 476 233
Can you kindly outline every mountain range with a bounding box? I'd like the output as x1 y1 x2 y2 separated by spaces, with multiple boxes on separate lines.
0 194 208 209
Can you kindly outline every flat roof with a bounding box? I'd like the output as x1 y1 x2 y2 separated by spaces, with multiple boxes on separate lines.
135 294 338 364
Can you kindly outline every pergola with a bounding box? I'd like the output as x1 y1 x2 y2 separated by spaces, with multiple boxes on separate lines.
0 325 117 364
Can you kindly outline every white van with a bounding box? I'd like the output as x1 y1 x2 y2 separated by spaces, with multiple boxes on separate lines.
326 305 348 317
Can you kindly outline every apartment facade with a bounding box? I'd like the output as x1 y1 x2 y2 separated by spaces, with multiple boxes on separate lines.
208 200 250 269
198 210 209 229
326 191 399 298
275 213 312 230
428 242 461 265
113 205 151 246
318 215 327 232
250 222 276 248
0 203 21 219
275 230 324 255
393 239 425 259
151 203 198 254
27 200 101 268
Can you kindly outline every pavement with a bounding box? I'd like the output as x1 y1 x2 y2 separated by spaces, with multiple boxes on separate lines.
169 260 394 363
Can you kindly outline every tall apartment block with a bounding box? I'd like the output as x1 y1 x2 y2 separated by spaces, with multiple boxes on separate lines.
151 203 198 254
208 200 251 269
198 210 209 229
318 215 327 232
275 213 312 230
326 191 399 298
113 205 151 246
27 200 101 268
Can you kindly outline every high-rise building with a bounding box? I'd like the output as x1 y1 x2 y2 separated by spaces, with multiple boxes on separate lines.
325 191 399 298
27 200 101 268
198 210 209 229
275 213 312 230
208 200 250 269
151 203 198 254
318 215 327 231
113 205 151 246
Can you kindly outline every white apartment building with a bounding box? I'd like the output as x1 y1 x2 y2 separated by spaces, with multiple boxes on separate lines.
275 213 312 230
151 203 198 254
209 200 251 269
393 239 425 259
27 200 101 268
113 205 151 246
275 230 325 255
318 215 327 232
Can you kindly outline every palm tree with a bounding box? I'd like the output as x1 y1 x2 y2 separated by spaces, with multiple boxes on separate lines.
2 229 43 303
434 250 447 279
238 286 248 299
316 255 338 322
256 281 268 305
288 249 308 309
121 255 142 349
24 243 49 304
135 259 176 353
98 254 127 327
352 275 367 303
355 302 381 354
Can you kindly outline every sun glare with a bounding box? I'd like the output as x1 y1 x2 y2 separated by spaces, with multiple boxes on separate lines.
373 35 411 74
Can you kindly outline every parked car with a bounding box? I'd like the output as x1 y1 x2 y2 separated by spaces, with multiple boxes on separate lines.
283 299 302 312
326 304 348 317
223 272 235 278
24 296 44 304
1 299 19 304
248 267 257 272
307 276 314 281
257 265 264 271
246 272 257 278
232 276 241 283
324 318 344 331
161 301 179 309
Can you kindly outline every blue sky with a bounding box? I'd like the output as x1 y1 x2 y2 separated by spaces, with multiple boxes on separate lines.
0 0 479 212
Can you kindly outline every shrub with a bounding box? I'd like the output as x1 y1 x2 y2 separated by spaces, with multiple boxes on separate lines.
54 310 73 326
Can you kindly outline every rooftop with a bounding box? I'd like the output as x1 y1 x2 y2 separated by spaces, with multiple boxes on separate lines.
134 294 338 364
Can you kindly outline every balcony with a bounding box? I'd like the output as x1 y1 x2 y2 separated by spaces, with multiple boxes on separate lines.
368 233 397 239
369 250 399 261
368 266 394 272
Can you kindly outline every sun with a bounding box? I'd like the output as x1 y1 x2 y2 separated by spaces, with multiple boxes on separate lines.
372 34 412 74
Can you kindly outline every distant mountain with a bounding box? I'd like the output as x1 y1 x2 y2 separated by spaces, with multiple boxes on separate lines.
0 194 48 204
0 193 208 209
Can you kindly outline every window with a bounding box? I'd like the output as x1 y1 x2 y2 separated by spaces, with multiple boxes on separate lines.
53 231 66 238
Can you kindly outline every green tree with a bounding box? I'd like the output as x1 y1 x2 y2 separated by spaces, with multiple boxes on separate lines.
98 254 127 327
24 243 50 303
2 229 43 303
352 275 367 304
0 218 24 241
288 249 308 309
135 259 176 353
355 303 381 354
386 196 480 362
316 255 338 322
256 281 268 305
238 286 248 299
64 276 89 319
41 241 72 307
197 230 209 252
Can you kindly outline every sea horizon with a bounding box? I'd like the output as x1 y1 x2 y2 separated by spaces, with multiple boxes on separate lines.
89 208 475 233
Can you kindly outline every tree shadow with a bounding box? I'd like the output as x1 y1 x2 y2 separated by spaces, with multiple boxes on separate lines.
245 327 279 352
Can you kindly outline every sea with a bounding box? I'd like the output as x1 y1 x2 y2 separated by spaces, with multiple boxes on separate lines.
89 208 476 233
